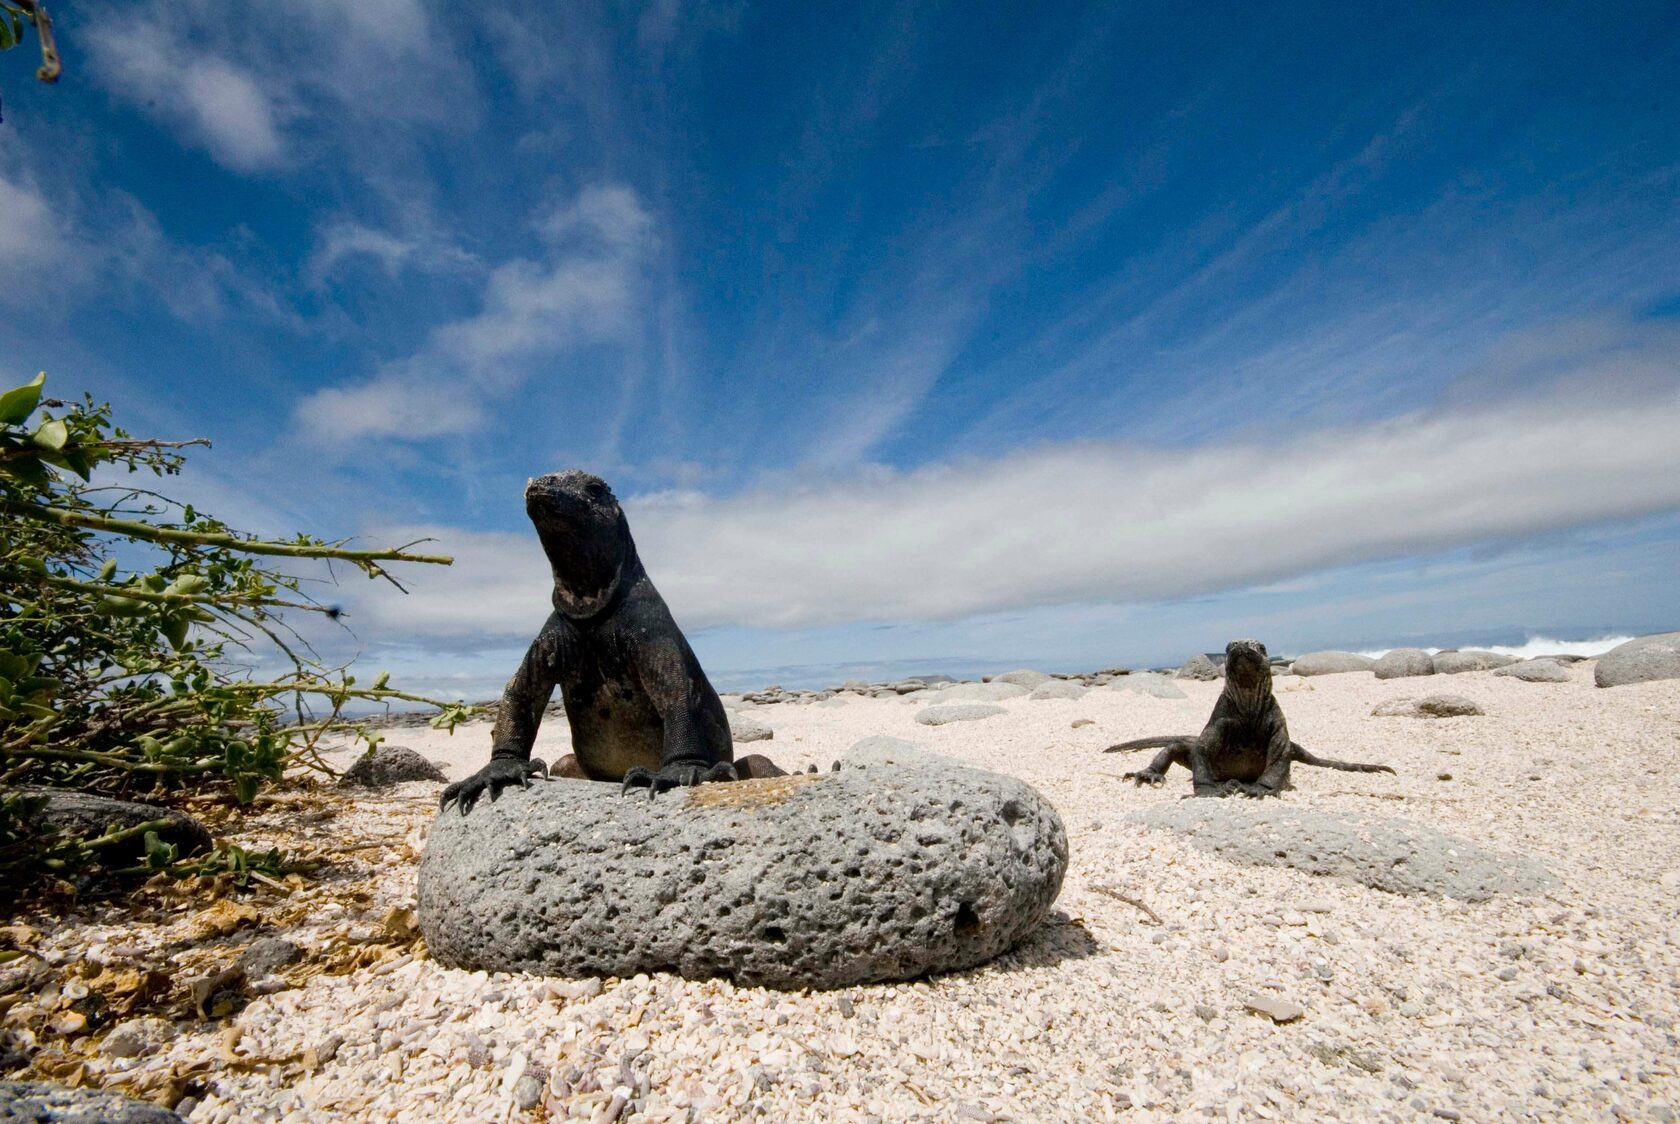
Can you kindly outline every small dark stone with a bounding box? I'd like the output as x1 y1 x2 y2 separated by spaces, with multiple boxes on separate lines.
13 789 212 871
337 745 448 788
237 937 303 979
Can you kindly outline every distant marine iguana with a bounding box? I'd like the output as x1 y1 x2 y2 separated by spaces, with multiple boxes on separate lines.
1103 639 1394 796
441 471 788 814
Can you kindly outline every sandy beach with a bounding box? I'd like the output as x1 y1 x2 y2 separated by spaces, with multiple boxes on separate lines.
8 660 1680 1122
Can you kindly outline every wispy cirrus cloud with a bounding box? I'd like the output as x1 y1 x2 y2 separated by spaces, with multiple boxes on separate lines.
293 186 655 443
336 320 1680 644
84 0 469 173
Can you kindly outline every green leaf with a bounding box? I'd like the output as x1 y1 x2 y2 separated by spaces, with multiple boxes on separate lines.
98 559 118 581
29 418 67 452
1 455 50 489
162 616 189 649
0 373 44 425
0 18 14 50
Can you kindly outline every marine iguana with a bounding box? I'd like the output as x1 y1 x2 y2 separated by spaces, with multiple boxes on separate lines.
440 471 788 814
1103 639 1394 797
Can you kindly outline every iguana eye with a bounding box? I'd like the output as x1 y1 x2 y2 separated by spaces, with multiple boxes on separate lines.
585 480 607 500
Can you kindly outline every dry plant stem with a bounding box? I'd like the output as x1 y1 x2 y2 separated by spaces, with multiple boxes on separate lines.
1091 883 1163 925
4 0 58 82
0 499 453 572
34 572 330 614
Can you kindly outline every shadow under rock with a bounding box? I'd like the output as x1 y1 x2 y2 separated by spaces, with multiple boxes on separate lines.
984 911 1103 974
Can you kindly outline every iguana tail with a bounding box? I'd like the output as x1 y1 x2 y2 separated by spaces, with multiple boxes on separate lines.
1290 743 1395 774
1102 735 1193 754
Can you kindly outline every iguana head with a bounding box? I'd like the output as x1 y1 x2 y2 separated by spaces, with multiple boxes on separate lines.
525 470 636 618
1224 639 1273 697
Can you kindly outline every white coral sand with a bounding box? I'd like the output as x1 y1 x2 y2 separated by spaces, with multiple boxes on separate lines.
12 661 1680 1122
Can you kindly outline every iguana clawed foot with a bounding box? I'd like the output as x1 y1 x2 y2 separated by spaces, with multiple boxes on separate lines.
1124 769 1167 787
440 757 550 816
621 760 739 799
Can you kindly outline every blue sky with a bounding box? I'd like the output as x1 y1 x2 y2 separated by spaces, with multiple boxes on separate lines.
3 1 1679 695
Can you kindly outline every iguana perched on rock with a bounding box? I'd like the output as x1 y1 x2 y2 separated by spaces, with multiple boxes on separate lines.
1104 639 1394 797
441 471 790 814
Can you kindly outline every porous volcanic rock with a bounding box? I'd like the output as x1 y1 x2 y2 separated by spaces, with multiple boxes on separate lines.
1373 648 1435 679
1371 695 1484 718
1432 650 1517 674
1130 802 1552 902
915 704 1007 726
1175 654 1222 681
418 759 1068 988
1290 651 1376 676
337 745 448 788
15 790 212 868
1594 632 1680 687
1494 660 1572 683
0 1081 184 1122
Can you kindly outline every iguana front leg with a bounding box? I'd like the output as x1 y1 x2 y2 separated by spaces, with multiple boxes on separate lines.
621 637 735 799
440 621 564 814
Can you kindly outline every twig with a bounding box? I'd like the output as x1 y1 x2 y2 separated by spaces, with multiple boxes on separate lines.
0 499 452 571
7 0 59 82
1090 883 1162 925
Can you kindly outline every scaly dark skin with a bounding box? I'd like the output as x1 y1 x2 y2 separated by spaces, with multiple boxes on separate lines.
1103 639 1395 797
440 471 790 814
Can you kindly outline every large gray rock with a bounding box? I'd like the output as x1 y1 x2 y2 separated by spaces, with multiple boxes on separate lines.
1372 648 1435 679
930 682 1029 704
915 704 1006 726
1107 672 1187 699
1371 695 1484 718
1175 654 1222 681
1130 802 1553 902
1029 680 1088 701
419 760 1067 988
16 790 212 868
992 669 1051 688
1494 659 1572 683
840 736 943 769
1432 649 1517 674
0 1082 184 1122
1595 632 1680 687
1290 651 1376 676
338 745 448 788
729 713 774 742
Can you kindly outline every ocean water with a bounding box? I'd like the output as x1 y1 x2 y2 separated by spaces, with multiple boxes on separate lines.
1356 635 1635 660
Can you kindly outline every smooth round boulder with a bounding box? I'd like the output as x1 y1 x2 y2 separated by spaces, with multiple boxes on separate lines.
1371 695 1484 718
915 703 1006 725
1433 649 1517 674
1175 654 1222 681
729 713 774 743
418 756 1067 989
1373 648 1435 679
1108 672 1187 699
1029 680 1088 701
1290 651 1376 676
1594 632 1680 687
930 681 1030 703
992 669 1051 688
1494 659 1572 683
